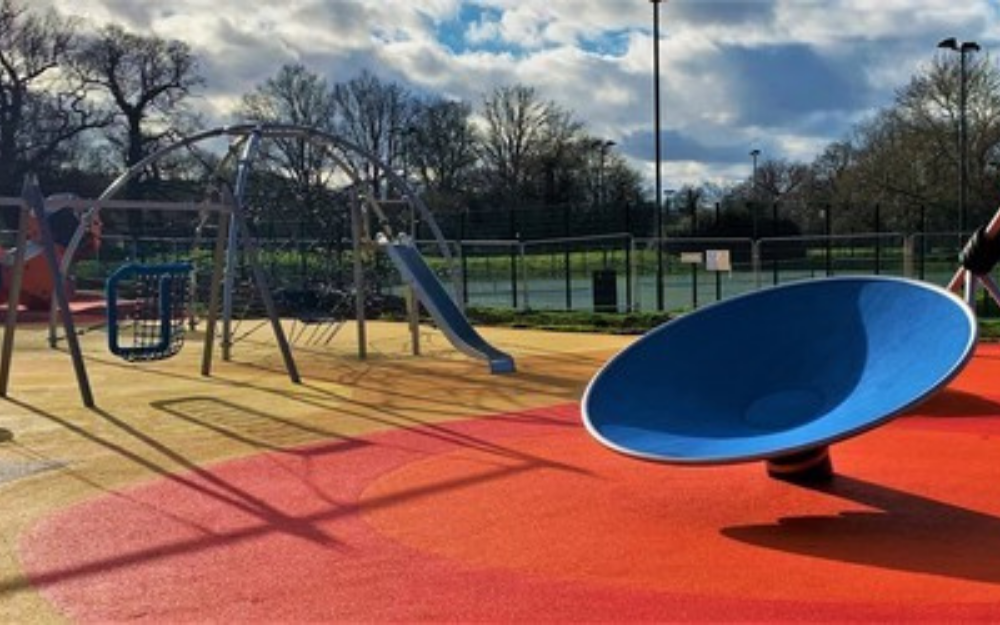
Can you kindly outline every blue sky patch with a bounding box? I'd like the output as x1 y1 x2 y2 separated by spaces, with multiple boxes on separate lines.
579 30 631 58
435 5 510 55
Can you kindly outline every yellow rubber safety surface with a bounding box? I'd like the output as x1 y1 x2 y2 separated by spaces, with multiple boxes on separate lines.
0 319 626 623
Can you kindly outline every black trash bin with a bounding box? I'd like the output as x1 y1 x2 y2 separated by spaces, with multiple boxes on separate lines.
592 269 618 313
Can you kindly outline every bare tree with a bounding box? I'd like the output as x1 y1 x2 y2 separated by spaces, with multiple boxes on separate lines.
895 52 1000 227
802 52 1000 233
241 64 339 190
753 157 810 202
405 97 479 210
74 23 203 196
534 109 585 206
478 84 557 201
603 154 645 209
794 141 857 232
332 70 414 197
808 141 855 202
239 64 342 233
0 0 107 197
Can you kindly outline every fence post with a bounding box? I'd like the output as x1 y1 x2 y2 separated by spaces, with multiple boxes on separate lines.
510 236 519 309
825 205 833 276
563 204 572 310
656 208 665 310
919 204 926 280
903 235 915 279
874 203 882 275
459 243 469 307
691 260 699 309
771 203 779 285
520 240 529 311
753 239 762 288
459 210 469 306
563 241 572 310
509 205 518 309
624 235 633 311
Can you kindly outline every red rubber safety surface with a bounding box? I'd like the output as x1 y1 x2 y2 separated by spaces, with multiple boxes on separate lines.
19 346 1000 622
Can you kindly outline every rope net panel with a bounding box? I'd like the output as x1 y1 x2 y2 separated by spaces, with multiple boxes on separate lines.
106 262 195 361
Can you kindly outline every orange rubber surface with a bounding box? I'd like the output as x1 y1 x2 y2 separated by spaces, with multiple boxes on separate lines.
17 343 1000 622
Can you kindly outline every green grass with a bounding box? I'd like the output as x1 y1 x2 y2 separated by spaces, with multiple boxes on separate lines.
464 307 674 334
978 319 1000 341
461 306 1000 339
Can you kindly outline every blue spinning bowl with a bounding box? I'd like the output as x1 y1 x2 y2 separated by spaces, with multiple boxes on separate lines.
582 277 976 475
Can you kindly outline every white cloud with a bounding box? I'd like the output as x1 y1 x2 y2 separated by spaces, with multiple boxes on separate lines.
465 18 502 47
28 0 1000 188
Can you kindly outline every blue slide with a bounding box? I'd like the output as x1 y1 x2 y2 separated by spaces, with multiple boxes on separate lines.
384 240 515 374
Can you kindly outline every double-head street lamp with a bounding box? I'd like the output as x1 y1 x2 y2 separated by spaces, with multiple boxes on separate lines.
937 37 980 233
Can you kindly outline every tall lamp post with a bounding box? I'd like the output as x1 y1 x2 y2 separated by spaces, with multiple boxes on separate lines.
938 37 980 233
750 148 760 238
651 0 665 310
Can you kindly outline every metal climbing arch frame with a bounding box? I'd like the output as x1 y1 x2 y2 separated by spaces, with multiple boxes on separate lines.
0 175 300 408
55 123 460 366
209 124 461 362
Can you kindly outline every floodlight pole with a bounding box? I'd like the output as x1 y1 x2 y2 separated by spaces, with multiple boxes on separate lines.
938 37 980 234
750 149 761 239
651 0 665 310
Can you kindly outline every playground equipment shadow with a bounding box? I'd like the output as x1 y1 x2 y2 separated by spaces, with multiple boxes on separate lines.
0 320 609 622
1 320 1000 621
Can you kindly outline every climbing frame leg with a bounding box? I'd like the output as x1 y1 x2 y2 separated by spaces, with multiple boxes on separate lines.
0 201 30 398
201 209 231 377
221 187 300 384
21 176 94 407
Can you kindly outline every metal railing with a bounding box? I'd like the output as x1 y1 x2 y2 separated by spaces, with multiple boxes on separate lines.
8 228 971 315
410 232 969 313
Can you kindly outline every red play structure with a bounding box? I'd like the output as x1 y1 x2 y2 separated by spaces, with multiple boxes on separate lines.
0 196 101 310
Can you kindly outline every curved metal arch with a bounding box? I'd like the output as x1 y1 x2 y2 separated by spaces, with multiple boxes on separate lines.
62 123 457 280
246 123 455 267
60 126 243 276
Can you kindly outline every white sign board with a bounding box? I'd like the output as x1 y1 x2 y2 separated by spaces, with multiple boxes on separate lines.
705 249 732 272
680 252 703 264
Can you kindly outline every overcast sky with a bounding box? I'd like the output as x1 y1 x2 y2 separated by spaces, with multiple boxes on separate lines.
36 0 1000 190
